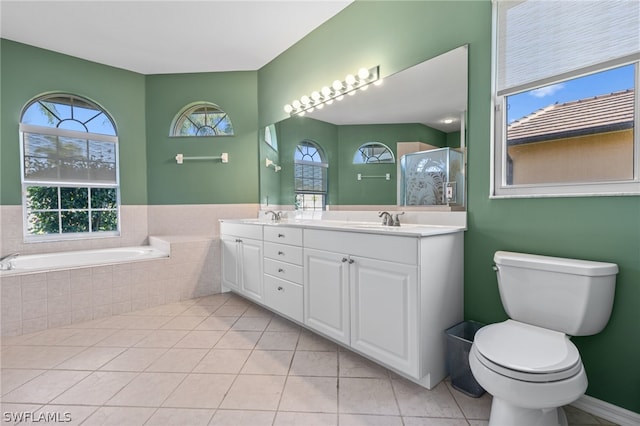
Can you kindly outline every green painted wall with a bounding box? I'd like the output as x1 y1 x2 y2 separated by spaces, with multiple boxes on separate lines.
145 72 258 204
275 116 339 207
336 123 445 205
266 118 444 207
258 0 640 413
0 39 147 205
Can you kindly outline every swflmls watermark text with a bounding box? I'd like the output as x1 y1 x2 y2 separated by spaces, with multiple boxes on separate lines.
3 411 71 423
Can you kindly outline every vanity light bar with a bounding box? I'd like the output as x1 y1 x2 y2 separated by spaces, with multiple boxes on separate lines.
284 66 380 116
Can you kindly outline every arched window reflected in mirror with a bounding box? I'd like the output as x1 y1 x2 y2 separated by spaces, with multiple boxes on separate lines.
353 142 395 164
294 140 327 210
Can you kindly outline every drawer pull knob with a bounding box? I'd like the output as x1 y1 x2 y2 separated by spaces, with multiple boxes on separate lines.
277 286 284 291
278 251 285 255
278 268 285 273
278 233 285 238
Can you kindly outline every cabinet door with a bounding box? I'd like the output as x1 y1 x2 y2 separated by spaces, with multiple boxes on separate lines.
239 238 263 301
221 234 240 290
350 256 419 376
304 248 350 345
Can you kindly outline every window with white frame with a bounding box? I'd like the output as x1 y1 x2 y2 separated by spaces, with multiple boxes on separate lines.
353 142 395 164
294 140 327 210
492 0 640 197
20 94 120 240
170 102 234 137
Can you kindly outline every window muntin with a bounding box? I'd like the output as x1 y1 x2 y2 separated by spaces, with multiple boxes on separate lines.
492 0 640 197
353 142 395 164
20 94 119 240
294 140 327 210
171 102 234 137
21 94 116 135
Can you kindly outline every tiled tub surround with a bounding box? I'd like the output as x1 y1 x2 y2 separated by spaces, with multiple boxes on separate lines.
0 203 260 336
1 236 218 337
0 205 150 256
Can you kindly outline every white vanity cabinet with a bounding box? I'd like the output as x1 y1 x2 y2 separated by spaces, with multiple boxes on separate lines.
262 226 304 322
220 222 263 302
220 219 464 389
304 229 421 376
304 247 351 345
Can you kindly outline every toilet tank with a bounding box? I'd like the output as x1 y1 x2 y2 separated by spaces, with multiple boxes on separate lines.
493 251 618 336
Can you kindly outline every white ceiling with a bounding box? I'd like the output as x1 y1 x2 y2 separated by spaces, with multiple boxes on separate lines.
0 0 353 74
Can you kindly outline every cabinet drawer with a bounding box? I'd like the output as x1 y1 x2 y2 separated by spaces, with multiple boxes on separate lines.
264 226 303 245
304 229 418 265
264 258 303 284
264 242 303 265
264 275 303 322
220 222 263 240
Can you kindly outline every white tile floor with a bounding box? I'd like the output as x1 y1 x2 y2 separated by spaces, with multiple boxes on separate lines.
1 293 616 425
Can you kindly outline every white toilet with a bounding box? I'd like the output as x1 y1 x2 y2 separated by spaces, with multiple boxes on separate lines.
469 251 618 426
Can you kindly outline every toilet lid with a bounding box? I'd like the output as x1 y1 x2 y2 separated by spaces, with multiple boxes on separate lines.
474 320 581 375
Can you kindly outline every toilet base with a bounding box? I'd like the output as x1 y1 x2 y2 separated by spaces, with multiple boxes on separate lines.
489 397 568 426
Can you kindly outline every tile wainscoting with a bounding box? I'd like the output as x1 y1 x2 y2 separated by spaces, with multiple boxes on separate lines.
0 204 260 337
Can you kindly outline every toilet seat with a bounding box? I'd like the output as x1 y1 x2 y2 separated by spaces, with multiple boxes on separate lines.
473 320 582 383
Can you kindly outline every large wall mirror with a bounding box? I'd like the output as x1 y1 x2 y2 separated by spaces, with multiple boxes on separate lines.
259 45 468 211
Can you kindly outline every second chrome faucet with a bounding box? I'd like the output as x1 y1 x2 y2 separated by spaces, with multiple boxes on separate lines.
378 211 404 227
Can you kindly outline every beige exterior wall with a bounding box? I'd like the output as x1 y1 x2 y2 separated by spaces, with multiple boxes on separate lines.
508 129 633 185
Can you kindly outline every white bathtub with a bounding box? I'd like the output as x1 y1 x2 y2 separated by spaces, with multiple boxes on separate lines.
1 246 169 275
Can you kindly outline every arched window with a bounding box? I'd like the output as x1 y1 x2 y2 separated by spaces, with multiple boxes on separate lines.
353 142 395 164
170 102 234 137
294 140 327 211
20 93 119 239
264 124 278 151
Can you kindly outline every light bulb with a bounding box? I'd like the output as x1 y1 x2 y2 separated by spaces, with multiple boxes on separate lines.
292 100 301 109
345 74 356 85
359 85 368 91
332 80 343 91
325 99 334 105
311 91 321 101
316 103 324 109
301 95 311 105
284 104 293 113
321 86 332 97
358 67 370 80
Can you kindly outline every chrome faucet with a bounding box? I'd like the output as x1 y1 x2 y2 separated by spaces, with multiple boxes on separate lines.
378 211 394 226
264 210 282 222
0 252 19 270
392 212 405 227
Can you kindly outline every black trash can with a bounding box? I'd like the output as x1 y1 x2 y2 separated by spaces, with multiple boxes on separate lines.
445 320 486 398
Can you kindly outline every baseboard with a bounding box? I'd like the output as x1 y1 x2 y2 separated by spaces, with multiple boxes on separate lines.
571 395 640 426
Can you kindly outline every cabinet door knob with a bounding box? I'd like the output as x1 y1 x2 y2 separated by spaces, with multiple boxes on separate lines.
342 257 348 263
235 238 242 243
278 251 285 255
278 233 285 238
277 286 284 291
349 259 355 264
278 268 285 273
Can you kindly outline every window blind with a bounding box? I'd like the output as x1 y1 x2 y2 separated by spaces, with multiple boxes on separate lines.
496 0 640 95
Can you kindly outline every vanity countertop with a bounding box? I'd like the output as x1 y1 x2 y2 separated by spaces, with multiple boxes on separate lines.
220 218 465 237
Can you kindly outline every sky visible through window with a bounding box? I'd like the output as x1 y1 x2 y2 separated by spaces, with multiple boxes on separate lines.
507 64 635 124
